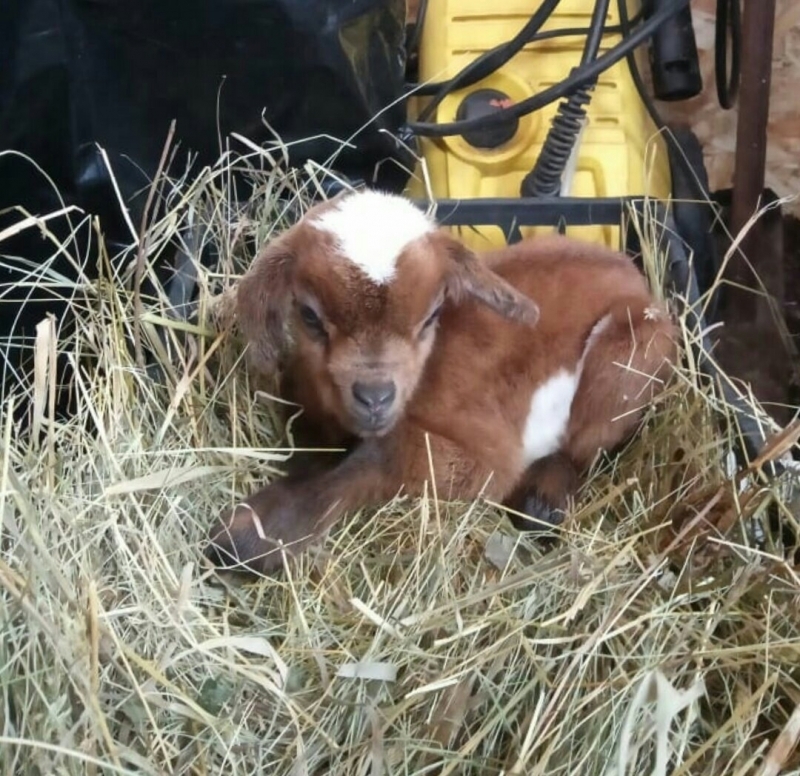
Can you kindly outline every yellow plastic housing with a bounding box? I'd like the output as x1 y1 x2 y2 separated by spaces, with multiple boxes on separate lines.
407 0 672 250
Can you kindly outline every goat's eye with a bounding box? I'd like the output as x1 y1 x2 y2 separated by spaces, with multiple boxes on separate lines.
297 303 325 334
421 301 444 332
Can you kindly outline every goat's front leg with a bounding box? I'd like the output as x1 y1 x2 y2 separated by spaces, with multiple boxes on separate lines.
205 425 514 576
503 453 579 532
205 439 397 575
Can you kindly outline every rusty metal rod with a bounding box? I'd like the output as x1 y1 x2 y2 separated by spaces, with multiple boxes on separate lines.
727 0 777 318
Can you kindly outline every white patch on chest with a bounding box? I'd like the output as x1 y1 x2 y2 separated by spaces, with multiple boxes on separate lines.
521 314 612 465
309 190 435 284
522 369 580 464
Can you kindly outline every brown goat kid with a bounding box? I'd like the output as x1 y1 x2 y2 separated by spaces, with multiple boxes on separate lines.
206 190 677 574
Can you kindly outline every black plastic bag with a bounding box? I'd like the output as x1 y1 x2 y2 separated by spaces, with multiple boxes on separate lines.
0 0 410 398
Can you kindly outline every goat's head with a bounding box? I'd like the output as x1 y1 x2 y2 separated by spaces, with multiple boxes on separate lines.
236 190 539 437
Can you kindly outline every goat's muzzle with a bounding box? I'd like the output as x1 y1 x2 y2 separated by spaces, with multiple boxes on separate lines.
348 379 398 435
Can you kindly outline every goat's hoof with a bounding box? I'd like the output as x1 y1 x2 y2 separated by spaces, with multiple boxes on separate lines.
204 504 289 576
507 492 565 533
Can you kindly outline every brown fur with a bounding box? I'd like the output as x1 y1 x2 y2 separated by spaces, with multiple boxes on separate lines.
207 196 677 575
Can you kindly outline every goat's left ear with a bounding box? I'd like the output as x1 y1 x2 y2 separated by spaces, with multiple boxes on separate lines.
436 233 540 326
236 233 296 376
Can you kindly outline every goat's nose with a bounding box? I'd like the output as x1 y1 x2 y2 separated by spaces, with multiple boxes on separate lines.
352 380 396 411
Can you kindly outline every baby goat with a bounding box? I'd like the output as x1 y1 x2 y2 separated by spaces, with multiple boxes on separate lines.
206 190 677 574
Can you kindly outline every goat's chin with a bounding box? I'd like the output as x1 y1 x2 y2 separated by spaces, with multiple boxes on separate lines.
357 426 394 439
345 413 399 438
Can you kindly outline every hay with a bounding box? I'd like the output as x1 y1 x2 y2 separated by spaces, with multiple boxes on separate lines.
1 144 800 776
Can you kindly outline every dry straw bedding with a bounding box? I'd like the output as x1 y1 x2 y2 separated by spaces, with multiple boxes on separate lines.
1 147 800 775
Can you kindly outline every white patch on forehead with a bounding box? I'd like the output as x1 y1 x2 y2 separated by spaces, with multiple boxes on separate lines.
521 314 612 465
309 190 435 284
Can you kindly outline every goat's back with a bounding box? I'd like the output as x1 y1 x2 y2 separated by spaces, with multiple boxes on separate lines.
405 234 671 472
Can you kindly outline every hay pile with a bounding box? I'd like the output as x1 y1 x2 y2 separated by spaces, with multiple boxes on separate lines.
1 148 800 776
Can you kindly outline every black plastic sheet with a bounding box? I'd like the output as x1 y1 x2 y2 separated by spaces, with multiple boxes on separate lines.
0 0 410 398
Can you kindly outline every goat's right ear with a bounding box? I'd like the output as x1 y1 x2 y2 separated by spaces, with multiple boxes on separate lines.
236 236 295 376
435 232 540 326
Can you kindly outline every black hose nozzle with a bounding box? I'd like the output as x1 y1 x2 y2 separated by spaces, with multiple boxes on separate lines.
644 0 702 101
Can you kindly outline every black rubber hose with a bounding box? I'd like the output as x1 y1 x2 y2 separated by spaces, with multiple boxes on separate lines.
521 0 611 197
407 14 647 95
406 0 690 138
415 0 562 123
715 0 742 109
580 0 612 66
405 0 429 64
616 0 709 202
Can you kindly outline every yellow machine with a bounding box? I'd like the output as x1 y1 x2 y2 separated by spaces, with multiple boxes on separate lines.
407 0 673 251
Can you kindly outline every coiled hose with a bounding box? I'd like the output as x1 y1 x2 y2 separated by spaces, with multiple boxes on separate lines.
520 0 611 197
521 81 594 197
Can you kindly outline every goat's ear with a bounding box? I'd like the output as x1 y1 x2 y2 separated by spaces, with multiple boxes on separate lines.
236 235 295 375
438 233 540 326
